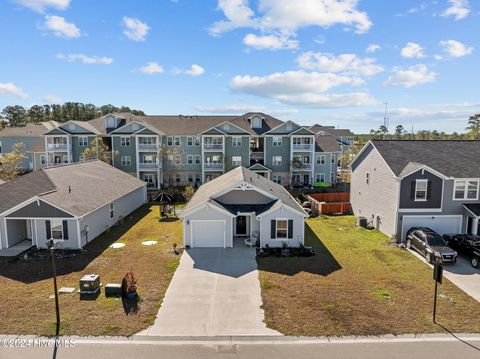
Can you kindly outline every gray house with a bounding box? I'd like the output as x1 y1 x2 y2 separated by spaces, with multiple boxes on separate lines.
350 140 480 242
181 166 308 248
0 160 146 254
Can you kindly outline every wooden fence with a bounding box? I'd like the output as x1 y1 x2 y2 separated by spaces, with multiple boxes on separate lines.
307 192 351 215
308 192 350 203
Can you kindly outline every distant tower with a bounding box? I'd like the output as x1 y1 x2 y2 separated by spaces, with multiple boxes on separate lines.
383 102 389 139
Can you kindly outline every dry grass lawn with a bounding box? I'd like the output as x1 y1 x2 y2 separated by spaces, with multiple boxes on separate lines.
258 216 480 336
0 205 182 336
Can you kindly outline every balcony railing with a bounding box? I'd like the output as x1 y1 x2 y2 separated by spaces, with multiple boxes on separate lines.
250 151 264 160
204 162 224 169
292 144 313 151
47 143 70 151
203 144 224 151
138 143 158 151
291 163 312 170
138 162 159 169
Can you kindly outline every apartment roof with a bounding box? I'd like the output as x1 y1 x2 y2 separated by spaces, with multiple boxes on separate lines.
309 124 354 137
0 121 59 137
371 140 480 178
183 166 305 216
315 135 342 153
0 160 145 216
27 137 46 153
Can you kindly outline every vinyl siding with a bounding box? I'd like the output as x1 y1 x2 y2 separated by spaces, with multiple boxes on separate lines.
112 136 137 173
265 136 290 172
224 136 250 171
399 169 443 209
259 207 304 248
0 136 36 170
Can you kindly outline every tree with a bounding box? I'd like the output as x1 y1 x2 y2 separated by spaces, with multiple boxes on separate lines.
1 105 27 127
466 114 480 140
394 125 405 139
81 136 117 164
183 185 195 201
27 105 45 123
0 143 27 181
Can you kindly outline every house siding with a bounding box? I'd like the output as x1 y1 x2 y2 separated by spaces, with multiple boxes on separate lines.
265 136 290 172
0 136 36 170
183 206 233 248
399 169 443 209
112 135 137 173
259 207 305 248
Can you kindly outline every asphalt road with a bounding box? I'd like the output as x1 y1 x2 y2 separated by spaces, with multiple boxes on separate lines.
2 336 480 359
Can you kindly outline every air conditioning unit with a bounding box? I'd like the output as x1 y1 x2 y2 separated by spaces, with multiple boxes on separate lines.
79 274 100 294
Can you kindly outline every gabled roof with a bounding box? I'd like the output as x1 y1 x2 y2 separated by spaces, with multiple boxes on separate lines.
371 140 480 178
0 121 59 137
309 124 354 137
248 163 272 172
63 121 102 135
27 137 46 153
0 160 145 216
183 166 305 216
315 135 342 153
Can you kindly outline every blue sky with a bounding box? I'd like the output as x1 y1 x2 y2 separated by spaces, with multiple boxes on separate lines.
0 0 478 133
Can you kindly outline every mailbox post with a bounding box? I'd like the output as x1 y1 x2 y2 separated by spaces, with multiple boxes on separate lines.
433 263 443 323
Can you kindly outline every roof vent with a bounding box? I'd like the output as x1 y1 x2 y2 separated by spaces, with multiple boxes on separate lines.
68 185 71 194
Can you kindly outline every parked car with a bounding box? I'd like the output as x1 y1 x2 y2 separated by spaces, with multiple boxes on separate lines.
443 234 480 268
406 227 457 264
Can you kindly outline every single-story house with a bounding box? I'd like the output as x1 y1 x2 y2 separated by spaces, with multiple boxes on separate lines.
181 166 308 248
350 140 480 242
0 160 146 252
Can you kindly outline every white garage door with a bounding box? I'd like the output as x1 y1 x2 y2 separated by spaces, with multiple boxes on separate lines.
192 221 225 248
401 215 462 240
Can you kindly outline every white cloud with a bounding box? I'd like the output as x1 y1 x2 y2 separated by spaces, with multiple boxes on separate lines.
270 108 299 116
275 92 377 108
122 17 150 41
43 94 62 104
14 0 69 12
297 51 384 76
366 43 381 53
42 15 81 38
195 104 266 113
56 53 113 64
0 82 28 98
441 0 470 20
137 62 164 74
243 33 298 50
176 64 205 76
209 0 372 36
400 42 425 58
383 64 436 88
439 39 473 57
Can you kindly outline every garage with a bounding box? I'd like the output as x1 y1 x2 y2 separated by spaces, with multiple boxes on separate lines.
401 215 462 240
191 220 225 248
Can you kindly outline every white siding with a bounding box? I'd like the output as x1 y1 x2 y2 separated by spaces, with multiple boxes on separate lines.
183 206 233 248
259 207 305 248
34 218 79 249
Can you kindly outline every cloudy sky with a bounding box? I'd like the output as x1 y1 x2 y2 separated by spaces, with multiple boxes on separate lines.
0 0 478 133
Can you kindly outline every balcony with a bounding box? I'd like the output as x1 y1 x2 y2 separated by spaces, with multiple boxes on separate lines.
250 151 264 160
204 162 224 170
47 143 70 151
291 163 312 171
138 162 159 170
138 143 159 151
292 143 314 151
203 143 224 151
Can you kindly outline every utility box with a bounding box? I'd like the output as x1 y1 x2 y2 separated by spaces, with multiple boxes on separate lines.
79 274 100 294
105 283 122 297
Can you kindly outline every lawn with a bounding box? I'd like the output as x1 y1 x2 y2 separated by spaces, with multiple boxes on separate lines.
0 205 182 337
258 216 480 336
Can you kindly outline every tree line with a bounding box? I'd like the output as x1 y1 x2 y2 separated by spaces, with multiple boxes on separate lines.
0 103 146 128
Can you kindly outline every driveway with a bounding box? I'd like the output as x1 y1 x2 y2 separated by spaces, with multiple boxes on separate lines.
141 246 281 336
409 249 480 302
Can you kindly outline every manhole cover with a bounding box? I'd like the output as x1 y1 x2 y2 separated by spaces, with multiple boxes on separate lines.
110 243 125 249
142 240 158 246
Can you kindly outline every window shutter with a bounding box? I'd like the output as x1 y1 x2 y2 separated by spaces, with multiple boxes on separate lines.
46 220 51 239
427 180 432 199
410 180 416 200
288 220 293 239
271 220 276 238
62 220 69 240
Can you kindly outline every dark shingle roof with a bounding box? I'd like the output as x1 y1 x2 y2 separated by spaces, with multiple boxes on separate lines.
0 121 59 137
315 135 342 153
464 204 480 216
372 140 480 178
309 124 354 137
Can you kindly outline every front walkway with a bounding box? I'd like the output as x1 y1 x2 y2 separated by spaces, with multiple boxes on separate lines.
0 240 33 257
140 246 281 336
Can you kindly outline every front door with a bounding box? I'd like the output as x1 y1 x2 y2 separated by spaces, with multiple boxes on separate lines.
303 174 310 186
236 216 248 236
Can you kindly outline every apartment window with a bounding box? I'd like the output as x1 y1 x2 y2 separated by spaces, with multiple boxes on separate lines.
454 180 479 200
175 174 181 183
167 155 174 165
51 220 65 240
167 137 173 146
187 155 193 165
195 155 201 164
144 174 155 187
293 138 301 146
109 203 114 219
40 155 47 165
315 173 326 183
79 136 88 147
139 137 155 145
232 137 242 147
366 172 370 184
272 137 282 147
187 137 193 146
121 136 130 146
194 136 201 146
195 174 201 183
276 219 288 239
331 154 336 164
272 156 282 166
121 156 131 166
175 154 181 165
142 155 155 164
188 174 193 183
316 155 326 165
232 156 242 166
272 175 282 184
174 137 181 146
414 179 428 201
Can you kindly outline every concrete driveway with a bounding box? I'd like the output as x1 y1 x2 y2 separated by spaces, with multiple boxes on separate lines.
141 246 281 336
409 249 480 302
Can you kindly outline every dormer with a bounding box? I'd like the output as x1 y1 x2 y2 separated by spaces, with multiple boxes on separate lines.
250 114 263 129
105 114 122 129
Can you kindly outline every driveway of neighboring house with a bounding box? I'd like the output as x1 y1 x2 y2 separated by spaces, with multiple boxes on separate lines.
409 249 480 302
141 246 281 336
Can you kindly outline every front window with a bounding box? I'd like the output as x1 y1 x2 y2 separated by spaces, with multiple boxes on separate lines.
187 137 193 146
187 155 193 164
232 137 242 147
167 137 173 146
121 137 130 146
315 173 325 183
121 156 131 166
232 156 242 166
454 180 479 200
415 179 428 201
195 155 201 164
142 155 154 164
195 175 201 183
194 137 201 146
272 156 282 166
175 174 181 182
276 220 288 238
79 136 88 147
272 137 282 147
51 220 63 240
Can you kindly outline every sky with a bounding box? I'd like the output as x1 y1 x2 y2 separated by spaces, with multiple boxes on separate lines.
0 0 478 133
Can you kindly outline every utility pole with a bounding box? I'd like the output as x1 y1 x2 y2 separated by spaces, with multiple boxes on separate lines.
383 102 389 139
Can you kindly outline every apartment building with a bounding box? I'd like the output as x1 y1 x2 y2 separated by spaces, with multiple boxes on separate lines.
0 112 347 189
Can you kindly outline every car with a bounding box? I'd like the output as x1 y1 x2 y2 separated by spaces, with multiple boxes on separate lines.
443 234 480 268
406 227 457 264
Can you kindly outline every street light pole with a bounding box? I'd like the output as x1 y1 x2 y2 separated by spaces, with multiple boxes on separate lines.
48 240 61 335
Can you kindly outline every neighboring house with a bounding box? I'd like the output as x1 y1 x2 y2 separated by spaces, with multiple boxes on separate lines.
309 124 355 154
1 112 345 189
350 140 480 242
0 160 146 251
0 121 58 170
181 166 308 248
